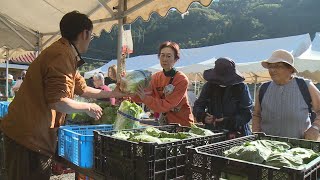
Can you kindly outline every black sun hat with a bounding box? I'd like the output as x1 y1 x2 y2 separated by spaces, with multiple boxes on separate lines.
203 57 245 86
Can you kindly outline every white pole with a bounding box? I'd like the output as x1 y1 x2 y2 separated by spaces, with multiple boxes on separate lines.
253 75 258 100
5 48 9 98
194 73 197 95
116 0 124 81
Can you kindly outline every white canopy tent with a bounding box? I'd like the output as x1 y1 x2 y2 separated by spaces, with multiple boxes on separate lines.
149 33 311 83
84 49 218 78
86 34 311 80
84 54 159 78
0 0 214 96
294 32 320 82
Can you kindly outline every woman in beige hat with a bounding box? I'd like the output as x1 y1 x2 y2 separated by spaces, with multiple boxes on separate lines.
252 49 320 140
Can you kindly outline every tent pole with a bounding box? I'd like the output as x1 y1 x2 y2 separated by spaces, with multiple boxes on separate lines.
37 31 42 53
5 48 9 98
116 0 125 81
194 74 197 95
253 75 258 100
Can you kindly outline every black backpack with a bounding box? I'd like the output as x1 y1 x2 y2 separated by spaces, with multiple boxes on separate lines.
259 77 316 122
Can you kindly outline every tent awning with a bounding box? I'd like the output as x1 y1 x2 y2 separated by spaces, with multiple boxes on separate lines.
0 0 213 52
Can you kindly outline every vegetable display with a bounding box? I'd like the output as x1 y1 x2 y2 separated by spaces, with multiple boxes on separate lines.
111 125 216 143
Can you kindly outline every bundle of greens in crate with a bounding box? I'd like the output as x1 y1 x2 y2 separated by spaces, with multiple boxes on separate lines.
224 139 320 169
186 134 320 180
112 124 216 143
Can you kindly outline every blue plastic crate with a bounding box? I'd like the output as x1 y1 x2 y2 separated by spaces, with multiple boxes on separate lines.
58 124 113 168
0 101 9 118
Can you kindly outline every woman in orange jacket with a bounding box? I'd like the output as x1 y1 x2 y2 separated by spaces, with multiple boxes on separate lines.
133 41 194 126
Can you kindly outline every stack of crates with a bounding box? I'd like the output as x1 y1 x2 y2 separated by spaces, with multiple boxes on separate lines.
93 124 226 179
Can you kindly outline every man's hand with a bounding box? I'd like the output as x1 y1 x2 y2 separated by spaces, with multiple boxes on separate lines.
304 126 319 141
85 103 103 120
204 113 216 124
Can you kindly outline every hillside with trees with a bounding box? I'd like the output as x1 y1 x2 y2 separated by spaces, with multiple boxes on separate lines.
80 0 320 72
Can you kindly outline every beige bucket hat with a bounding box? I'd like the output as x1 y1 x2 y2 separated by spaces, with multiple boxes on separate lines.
261 49 298 73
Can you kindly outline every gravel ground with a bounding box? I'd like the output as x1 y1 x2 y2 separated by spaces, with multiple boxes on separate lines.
50 173 75 180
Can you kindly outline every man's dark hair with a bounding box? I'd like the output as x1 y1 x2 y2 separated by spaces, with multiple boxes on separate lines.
60 11 93 41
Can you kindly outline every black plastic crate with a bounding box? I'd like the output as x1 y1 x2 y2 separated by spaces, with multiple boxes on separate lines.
93 124 226 180
186 133 320 180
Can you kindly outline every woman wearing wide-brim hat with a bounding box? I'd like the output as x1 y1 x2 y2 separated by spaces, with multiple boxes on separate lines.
193 57 253 138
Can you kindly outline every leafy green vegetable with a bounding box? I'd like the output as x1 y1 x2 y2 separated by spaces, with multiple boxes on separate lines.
249 140 291 153
288 147 320 164
112 124 209 144
189 124 215 136
128 134 162 143
159 138 180 143
224 143 272 163
112 131 134 140
144 127 162 137
265 152 304 168
93 102 119 125
158 131 198 139
119 70 152 93
114 100 143 130
68 101 118 125
224 140 319 169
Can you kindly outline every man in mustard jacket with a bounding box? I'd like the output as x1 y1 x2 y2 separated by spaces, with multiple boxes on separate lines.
0 11 125 180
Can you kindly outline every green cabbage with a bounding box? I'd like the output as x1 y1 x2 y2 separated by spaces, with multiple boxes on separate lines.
265 152 304 168
250 140 291 153
128 134 162 143
93 102 119 125
159 138 180 143
189 124 215 136
224 142 272 163
119 70 152 93
112 131 134 140
114 100 143 130
144 127 162 137
224 140 320 169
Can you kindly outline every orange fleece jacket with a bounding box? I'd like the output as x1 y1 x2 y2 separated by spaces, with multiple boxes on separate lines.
133 71 194 126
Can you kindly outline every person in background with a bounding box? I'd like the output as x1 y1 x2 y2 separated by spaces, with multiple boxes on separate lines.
7 74 15 98
193 57 253 138
0 11 126 180
105 64 117 85
12 70 27 93
93 72 115 105
133 41 194 126
252 49 320 140
86 77 95 88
